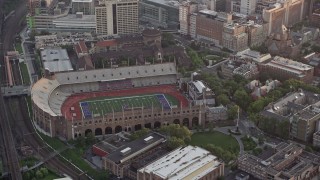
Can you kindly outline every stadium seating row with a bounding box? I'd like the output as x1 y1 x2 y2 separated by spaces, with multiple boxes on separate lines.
99 79 132 91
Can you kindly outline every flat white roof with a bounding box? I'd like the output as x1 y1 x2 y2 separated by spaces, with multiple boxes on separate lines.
41 48 74 73
193 81 210 93
138 146 222 179
120 147 131 153
72 0 92 2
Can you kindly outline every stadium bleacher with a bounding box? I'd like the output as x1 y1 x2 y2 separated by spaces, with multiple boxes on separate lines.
99 79 132 91
80 102 92 118
156 94 171 110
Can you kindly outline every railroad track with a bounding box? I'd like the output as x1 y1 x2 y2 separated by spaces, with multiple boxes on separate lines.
0 92 22 179
5 97 89 179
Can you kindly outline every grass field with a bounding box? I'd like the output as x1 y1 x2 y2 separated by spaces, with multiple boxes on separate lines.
80 93 179 118
19 62 30 85
15 43 23 54
190 132 239 153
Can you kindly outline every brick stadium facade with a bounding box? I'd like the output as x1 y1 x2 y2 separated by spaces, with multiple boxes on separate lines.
31 63 207 140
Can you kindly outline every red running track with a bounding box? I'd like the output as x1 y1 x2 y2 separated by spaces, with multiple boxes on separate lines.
61 85 188 121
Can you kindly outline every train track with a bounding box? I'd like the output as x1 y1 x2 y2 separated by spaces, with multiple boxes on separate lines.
0 92 22 179
5 97 88 179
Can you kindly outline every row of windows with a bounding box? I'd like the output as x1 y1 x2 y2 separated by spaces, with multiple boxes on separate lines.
73 109 200 126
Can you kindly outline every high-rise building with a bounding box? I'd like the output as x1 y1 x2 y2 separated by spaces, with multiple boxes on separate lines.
240 0 256 15
190 10 232 46
139 0 180 29
95 0 139 36
179 2 198 35
27 0 41 16
222 23 248 52
72 0 95 15
263 0 306 35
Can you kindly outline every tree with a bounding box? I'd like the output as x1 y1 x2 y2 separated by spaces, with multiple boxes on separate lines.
160 124 191 141
130 128 150 140
40 167 48 176
167 137 185 150
35 170 43 179
216 94 230 106
76 135 86 147
233 89 251 110
227 105 238 120
86 132 96 145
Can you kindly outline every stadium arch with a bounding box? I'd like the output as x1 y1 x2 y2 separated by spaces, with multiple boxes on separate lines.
105 127 112 134
182 118 189 127
95 128 102 136
115 126 122 133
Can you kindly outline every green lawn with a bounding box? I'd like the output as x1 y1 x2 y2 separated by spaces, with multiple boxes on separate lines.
20 157 39 167
39 133 108 179
39 132 66 150
61 149 108 179
15 43 23 54
19 62 30 85
80 94 178 117
43 171 61 180
190 132 239 153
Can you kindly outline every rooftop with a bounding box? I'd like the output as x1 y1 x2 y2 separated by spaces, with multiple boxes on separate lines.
106 132 166 164
72 0 92 2
139 146 222 179
191 80 211 93
236 49 272 63
268 56 313 73
144 0 180 7
40 48 73 73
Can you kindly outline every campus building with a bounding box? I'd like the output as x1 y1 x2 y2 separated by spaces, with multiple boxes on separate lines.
187 80 215 106
137 145 224 180
259 56 314 83
71 0 95 15
238 143 320 179
313 131 320 147
40 47 73 73
262 0 306 35
139 0 180 29
103 132 168 178
222 23 248 52
261 90 320 142
179 2 198 35
240 0 256 15
190 10 232 46
95 0 139 36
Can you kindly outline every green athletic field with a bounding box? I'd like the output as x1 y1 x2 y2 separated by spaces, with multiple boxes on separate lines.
80 94 179 117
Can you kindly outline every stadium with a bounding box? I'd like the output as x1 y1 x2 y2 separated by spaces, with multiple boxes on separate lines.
31 62 205 140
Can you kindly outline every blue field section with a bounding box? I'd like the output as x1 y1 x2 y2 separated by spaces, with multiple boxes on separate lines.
156 94 171 110
80 102 92 118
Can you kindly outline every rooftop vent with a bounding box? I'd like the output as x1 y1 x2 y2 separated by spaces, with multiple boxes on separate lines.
144 136 154 143
120 147 131 156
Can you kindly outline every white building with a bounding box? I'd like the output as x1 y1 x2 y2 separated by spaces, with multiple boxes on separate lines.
72 0 95 15
137 146 224 180
52 12 96 32
240 0 256 15
95 0 139 36
179 2 198 35
188 80 215 106
40 48 74 73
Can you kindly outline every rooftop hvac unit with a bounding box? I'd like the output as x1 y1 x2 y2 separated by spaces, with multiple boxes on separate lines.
120 147 131 156
144 136 154 143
